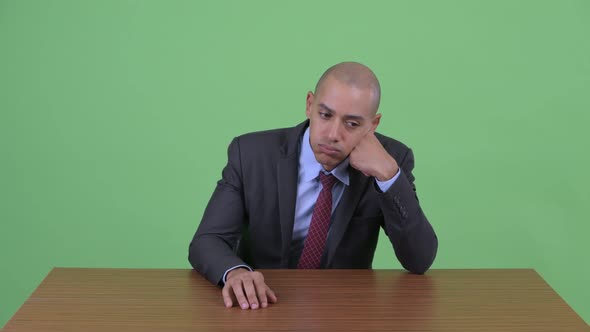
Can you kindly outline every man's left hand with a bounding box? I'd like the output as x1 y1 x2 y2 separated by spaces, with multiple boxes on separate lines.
349 132 399 181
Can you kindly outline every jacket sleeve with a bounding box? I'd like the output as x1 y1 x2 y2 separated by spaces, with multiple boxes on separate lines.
188 137 250 285
377 148 438 274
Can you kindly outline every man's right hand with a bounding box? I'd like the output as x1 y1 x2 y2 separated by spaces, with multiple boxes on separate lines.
222 268 278 310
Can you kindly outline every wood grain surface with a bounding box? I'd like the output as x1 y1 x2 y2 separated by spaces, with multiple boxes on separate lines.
4 268 589 331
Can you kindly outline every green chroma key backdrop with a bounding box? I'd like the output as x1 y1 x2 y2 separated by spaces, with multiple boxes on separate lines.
1 0 589 327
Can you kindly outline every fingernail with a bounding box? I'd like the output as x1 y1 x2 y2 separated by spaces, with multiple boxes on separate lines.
261 302 268 308
225 301 231 308
251 303 258 310
241 303 248 309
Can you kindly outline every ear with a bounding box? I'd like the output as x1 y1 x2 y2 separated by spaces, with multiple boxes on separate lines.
305 91 314 119
369 113 382 133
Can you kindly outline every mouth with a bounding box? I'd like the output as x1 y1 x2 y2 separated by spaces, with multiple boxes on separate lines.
318 144 340 156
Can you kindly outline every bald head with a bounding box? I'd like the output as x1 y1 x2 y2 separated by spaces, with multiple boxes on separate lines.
315 62 381 113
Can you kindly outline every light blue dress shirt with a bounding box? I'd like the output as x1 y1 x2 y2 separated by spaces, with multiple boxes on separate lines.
223 127 401 282
288 127 399 266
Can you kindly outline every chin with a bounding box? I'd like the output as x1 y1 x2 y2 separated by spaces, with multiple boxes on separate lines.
313 151 343 168
319 157 341 170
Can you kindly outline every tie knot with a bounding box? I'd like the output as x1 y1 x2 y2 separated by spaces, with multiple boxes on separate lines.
319 172 338 190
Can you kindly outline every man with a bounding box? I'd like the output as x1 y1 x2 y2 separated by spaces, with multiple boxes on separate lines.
188 62 438 310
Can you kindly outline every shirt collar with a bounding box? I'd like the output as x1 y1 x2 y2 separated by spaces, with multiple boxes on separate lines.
299 127 350 186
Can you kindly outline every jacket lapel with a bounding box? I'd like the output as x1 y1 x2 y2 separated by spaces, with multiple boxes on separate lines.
277 156 298 267
277 121 308 267
325 167 370 267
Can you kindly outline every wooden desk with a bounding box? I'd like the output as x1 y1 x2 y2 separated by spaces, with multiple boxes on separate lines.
4 268 588 331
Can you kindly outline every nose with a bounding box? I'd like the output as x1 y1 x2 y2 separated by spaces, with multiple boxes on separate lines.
327 121 342 142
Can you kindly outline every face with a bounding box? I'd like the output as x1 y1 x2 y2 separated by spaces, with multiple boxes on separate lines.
305 76 381 171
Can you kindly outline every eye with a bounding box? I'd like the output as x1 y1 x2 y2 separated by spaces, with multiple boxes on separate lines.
319 111 331 119
346 121 360 128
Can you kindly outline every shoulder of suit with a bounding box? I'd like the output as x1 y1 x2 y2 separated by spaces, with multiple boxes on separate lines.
229 126 296 158
375 131 410 152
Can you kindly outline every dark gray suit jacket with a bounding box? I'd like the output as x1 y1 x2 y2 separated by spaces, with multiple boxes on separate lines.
189 120 438 285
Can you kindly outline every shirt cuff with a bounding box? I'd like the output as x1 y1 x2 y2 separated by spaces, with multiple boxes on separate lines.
375 169 401 193
222 264 253 284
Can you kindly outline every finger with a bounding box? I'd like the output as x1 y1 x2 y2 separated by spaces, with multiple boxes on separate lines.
253 279 268 308
231 281 250 310
243 279 260 310
221 285 234 308
267 287 278 303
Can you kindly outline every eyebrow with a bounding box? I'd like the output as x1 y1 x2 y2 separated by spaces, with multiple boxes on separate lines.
319 103 365 121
